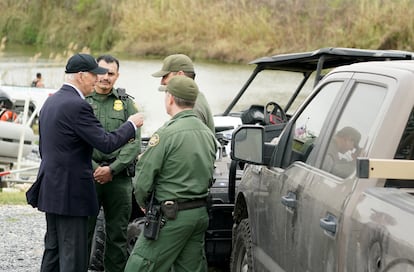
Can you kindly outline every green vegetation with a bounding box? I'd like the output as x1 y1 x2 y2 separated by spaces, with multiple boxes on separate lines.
0 0 413 63
0 191 26 205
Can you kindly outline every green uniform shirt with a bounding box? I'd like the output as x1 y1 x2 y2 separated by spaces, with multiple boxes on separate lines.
85 88 141 174
194 91 215 133
133 110 217 206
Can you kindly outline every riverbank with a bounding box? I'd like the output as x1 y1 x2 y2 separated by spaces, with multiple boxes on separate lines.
1 0 414 63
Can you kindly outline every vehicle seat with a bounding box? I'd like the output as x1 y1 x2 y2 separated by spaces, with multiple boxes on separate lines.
240 105 265 124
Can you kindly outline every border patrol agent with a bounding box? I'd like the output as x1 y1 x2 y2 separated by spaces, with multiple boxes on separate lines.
152 53 215 133
125 76 217 272
86 55 141 272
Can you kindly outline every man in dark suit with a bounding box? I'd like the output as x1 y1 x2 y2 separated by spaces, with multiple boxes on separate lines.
26 53 144 272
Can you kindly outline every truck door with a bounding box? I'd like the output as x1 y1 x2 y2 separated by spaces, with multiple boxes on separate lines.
288 76 390 271
254 79 345 271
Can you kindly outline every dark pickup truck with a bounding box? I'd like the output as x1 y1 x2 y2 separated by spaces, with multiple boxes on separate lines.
230 58 414 271
210 47 413 269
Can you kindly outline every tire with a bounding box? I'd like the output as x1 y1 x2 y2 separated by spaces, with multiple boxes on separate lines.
89 212 145 271
230 219 253 272
89 209 105 272
126 217 145 255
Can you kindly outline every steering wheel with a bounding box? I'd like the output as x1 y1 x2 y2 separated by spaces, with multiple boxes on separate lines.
264 101 287 125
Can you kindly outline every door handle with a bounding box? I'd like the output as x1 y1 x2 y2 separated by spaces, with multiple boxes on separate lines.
281 191 297 209
320 213 337 235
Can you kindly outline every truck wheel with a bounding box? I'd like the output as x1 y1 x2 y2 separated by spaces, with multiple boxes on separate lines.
127 217 145 255
89 209 105 271
230 219 253 272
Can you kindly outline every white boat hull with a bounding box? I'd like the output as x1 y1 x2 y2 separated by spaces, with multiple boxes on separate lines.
0 122 35 158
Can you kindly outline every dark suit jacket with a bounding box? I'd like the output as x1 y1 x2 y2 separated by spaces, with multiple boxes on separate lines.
27 84 136 216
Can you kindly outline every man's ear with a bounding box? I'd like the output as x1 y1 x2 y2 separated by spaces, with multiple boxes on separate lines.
166 92 174 105
177 71 185 76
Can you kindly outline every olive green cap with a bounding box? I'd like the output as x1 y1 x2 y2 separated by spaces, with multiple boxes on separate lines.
152 54 194 77
163 75 199 101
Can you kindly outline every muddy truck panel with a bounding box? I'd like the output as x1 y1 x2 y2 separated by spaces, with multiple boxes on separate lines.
344 187 414 271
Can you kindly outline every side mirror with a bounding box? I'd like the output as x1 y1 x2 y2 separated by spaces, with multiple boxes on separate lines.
231 125 276 165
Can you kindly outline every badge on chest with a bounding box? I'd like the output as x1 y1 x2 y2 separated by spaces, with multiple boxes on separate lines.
113 99 123 111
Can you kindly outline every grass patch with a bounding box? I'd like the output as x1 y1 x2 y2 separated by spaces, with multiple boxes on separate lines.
0 191 27 205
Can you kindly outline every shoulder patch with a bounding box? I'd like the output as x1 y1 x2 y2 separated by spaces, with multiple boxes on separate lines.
148 134 160 147
113 100 123 111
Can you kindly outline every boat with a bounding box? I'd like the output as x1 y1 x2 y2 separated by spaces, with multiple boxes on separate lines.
0 121 35 158
0 87 41 159
0 85 56 159
0 85 56 183
0 84 57 120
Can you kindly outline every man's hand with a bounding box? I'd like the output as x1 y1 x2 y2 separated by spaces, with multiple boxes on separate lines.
94 166 113 184
128 112 144 128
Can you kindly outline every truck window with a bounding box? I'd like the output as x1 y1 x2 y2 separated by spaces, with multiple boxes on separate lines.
290 81 342 162
321 82 387 178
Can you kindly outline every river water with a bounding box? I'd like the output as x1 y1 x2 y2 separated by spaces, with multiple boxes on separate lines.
0 52 312 136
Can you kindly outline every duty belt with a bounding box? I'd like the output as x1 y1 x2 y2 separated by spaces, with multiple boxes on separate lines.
176 198 207 211
159 197 208 221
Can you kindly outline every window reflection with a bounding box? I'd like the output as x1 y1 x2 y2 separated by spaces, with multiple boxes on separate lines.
322 82 387 178
291 81 342 162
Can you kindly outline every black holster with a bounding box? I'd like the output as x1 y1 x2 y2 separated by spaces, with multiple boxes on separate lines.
161 201 178 220
125 159 137 177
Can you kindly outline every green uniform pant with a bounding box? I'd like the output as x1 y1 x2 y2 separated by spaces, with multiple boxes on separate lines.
124 206 209 272
88 176 132 272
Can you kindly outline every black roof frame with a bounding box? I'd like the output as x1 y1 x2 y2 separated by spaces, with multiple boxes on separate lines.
222 47 413 115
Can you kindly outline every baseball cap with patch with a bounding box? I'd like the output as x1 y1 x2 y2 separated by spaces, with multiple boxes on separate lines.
163 75 199 101
65 53 108 74
152 54 194 77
